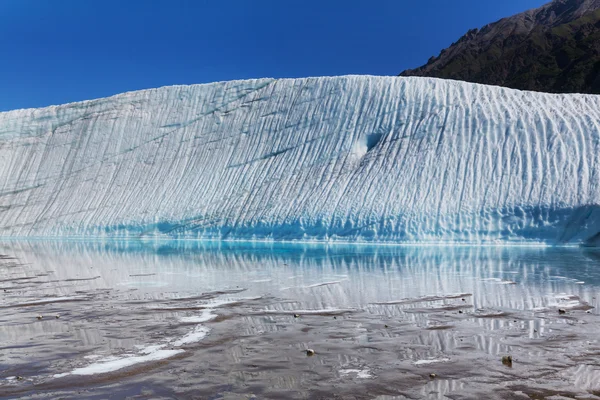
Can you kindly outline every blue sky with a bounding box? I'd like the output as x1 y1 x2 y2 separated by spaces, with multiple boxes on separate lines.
0 0 547 111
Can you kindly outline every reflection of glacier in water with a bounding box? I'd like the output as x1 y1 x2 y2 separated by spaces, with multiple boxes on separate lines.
5 240 599 309
2 241 599 327
1 241 600 398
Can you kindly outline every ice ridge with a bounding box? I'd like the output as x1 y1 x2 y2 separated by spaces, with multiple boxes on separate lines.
1 76 599 245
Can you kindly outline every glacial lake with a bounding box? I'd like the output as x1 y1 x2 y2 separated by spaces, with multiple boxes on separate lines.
1 241 599 399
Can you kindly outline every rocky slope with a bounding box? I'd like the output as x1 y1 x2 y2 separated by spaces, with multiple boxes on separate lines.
401 0 600 93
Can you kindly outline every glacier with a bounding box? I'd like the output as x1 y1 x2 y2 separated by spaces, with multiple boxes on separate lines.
0 75 600 245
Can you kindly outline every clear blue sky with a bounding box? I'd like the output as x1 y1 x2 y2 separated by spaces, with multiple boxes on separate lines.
0 0 547 111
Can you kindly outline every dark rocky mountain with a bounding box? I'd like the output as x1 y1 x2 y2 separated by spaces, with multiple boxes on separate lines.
400 0 600 93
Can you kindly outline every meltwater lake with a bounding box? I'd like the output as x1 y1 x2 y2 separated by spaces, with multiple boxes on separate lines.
1 241 599 399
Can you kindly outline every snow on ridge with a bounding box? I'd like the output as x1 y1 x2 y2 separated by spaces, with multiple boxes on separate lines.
1 75 599 245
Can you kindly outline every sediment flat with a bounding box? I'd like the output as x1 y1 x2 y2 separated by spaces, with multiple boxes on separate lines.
1 241 599 399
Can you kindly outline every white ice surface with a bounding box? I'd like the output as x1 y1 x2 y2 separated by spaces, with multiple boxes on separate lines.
1 76 600 244
52 298 238 378
170 325 210 346
414 358 451 365
339 368 373 379
179 309 216 323
55 348 184 377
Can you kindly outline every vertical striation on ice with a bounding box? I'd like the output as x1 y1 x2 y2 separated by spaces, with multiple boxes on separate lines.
0 76 599 245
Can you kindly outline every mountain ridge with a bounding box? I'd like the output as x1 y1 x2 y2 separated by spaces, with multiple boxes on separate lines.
401 0 600 93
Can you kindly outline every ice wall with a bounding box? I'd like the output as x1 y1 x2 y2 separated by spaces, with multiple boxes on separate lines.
1 76 599 245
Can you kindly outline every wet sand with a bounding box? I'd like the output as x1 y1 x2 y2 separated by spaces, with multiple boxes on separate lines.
0 241 599 399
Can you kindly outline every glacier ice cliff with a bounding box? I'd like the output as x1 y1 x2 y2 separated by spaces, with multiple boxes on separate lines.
1 76 600 245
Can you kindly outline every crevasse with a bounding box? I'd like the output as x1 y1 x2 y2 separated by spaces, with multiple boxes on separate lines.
1 76 599 245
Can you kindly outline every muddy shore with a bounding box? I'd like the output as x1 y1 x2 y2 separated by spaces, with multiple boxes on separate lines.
1 241 599 399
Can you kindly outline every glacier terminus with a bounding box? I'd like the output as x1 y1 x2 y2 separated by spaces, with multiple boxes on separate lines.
1 76 599 245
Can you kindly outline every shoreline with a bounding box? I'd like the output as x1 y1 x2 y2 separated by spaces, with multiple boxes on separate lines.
0 241 598 399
